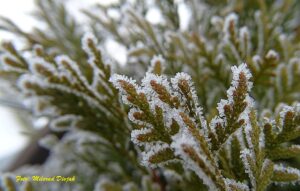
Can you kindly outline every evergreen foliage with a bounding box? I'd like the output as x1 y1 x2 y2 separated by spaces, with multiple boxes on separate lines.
0 0 299 190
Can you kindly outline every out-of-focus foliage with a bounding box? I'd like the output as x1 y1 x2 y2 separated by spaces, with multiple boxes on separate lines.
0 0 300 190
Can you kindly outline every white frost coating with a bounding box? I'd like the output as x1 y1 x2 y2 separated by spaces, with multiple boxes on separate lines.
93 177 113 191
223 12 241 63
17 73 43 94
255 11 264 55
223 13 238 34
279 104 296 127
288 58 300 88
211 16 223 31
55 55 107 101
244 123 254 152
18 74 109 113
38 134 59 150
239 26 251 56
274 164 300 184
142 72 172 99
81 33 114 97
110 74 139 91
224 178 249 191
252 55 262 65
293 102 300 113
49 115 82 131
171 72 191 100
81 32 98 57
131 128 153 146
163 169 183 182
147 55 166 74
252 55 262 71
171 131 218 191
31 97 58 116
33 44 43 56
216 64 253 126
171 72 208 133
163 106 186 129
91 70 113 97
279 34 287 45
239 27 250 40
215 53 225 64
289 58 300 74
259 130 265 149
55 55 85 82
164 31 177 44
231 63 253 90
279 105 294 119
109 74 141 106
275 103 288 116
210 116 224 136
235 128 246 150
217 99 229 118
0 53 27 73
240 149 256 188
128 107 146 126
141 142 170 167
261 159 272 177
29 57 57 77
266 49 279 60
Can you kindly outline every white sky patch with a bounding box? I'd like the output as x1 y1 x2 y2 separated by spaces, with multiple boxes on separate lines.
0 0 121 165
105 39 127 66
146 7 163 25
178 2 191 31
0 0 36 168
0 107 28 158
0 0 36 42
65 0 107 22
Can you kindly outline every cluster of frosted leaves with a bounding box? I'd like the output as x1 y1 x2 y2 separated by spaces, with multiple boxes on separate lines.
211 12 300 109
0 33 139 190
0 33 122 135
97 1 300 112
112 61 300 191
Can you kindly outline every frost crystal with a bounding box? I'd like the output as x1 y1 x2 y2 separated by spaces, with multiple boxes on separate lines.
147 55 166 74
224 178 249 191
171 72 207 131
0 53 27 73
49 115 82 131
266 49 279 60
231 63 252 90
81 32 98 56
274 164 300 184
131 128 153 145
141 142 170 167
223 13 238 34
39 134 59 150
240 149 256 188
171 132 217 191
2 1 300 190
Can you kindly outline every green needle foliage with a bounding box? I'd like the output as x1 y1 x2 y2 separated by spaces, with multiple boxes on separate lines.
0 0 299 191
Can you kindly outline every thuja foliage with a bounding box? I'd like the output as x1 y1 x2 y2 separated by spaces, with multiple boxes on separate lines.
0 0 300 191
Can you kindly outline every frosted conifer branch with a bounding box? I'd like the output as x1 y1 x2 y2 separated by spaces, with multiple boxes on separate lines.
273 165 300 184
224 178 249 191
1 1 300 190
147 55 166 75
209 63 253 151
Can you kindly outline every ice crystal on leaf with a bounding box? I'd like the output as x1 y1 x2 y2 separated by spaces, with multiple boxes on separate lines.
112 60 300 190
1 0 300 191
